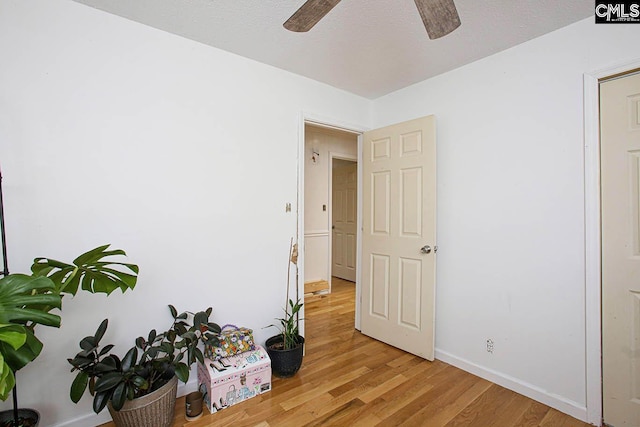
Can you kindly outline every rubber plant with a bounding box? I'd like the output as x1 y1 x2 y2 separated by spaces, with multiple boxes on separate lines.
67 305 221 414
0 245 138 426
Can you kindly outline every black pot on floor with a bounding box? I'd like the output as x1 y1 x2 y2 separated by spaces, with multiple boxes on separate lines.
0 409 39 427
265 335 304 378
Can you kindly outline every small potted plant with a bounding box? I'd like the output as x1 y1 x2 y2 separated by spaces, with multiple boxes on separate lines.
265 239 304 378
265 298 304 378
68 305 221 427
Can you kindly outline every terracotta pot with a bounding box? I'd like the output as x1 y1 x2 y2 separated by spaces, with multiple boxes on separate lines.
107 376 178 427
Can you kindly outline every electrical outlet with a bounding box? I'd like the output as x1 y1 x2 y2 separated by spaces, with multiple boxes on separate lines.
486 339 494 353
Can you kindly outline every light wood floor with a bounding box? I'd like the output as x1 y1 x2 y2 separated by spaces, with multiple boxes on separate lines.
100 278 591 427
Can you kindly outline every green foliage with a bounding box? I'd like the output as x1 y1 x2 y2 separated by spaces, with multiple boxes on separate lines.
0 273 61 403
67 305 221 413
0 274 62 375
265 239 303 351
0 275 61 327
31 244 139 295
0 324 26 401
268 298 303 350
0 245 138 402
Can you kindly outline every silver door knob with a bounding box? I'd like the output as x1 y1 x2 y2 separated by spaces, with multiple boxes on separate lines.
420 245 431 254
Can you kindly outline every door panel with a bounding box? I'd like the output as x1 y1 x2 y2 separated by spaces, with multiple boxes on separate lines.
401 167 422 236
332 161 357 281
601 71 640 427
361 115 436 360
371 254 390 318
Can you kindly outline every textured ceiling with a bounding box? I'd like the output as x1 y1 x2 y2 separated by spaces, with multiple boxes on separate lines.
71 0 594 99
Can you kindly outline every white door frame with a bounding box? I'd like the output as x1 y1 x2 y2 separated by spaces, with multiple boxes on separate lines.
298 112 368 332
328 152 358 288
584 59 640 426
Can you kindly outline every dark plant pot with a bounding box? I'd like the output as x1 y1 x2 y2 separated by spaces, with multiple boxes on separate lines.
265 335 304 378
0 409 39 427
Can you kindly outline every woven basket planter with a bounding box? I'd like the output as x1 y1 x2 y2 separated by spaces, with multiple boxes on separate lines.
107 376 178 427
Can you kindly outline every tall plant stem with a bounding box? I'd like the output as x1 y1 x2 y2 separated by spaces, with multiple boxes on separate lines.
0 170 18 427
294 244 299 328
285 237 293 321
0 169 8 277
11 383 18 427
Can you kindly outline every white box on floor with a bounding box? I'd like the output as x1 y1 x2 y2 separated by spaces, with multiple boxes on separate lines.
197 345 271 413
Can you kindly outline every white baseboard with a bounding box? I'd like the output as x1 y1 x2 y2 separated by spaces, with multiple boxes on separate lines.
49 411 111 427
50 378 199 427
435 349 589 423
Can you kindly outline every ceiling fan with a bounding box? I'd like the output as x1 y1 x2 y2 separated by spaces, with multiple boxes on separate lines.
283 0 461 40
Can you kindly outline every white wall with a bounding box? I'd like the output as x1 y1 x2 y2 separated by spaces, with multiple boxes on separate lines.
0 1 370 425
372 18 640 421
303 126 357 283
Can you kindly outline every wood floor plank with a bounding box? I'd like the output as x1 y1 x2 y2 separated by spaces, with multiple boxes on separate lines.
365 364 454 422
513 401 553 427
444 384 518 426
401 371 493 426
358 373 409 403
98 277 591 427
540 408 589 427
279 366 370 411
488 392 539 427
375 365 471 426
304 398 366 426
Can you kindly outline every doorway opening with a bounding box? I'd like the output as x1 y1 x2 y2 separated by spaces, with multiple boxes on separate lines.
302 123 359 299
330 156 358 284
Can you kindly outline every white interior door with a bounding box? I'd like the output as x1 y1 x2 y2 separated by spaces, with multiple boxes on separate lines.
361 115 436 360
332 160 357 282
601 71 640 427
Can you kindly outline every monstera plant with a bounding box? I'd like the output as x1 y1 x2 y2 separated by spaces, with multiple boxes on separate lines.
0 245 138 427
0 325 25 400
0 275 62 402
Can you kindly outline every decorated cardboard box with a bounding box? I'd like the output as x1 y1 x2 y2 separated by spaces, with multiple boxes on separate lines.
197 345 271 413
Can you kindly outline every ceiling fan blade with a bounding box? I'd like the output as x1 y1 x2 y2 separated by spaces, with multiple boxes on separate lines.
414 0 461 40
284 0 342 32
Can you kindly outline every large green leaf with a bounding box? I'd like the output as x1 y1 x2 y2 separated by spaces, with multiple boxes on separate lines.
93 390 112 414
70 371 89 403
0 325 26 401
0 273 63 400
110 382 127 411
31 244 139 295
121 347 137 372
174 363 189 383
1 328 44 372
94 372 125 393
0 274 61 327
0 352 15 401
0 324 27 351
